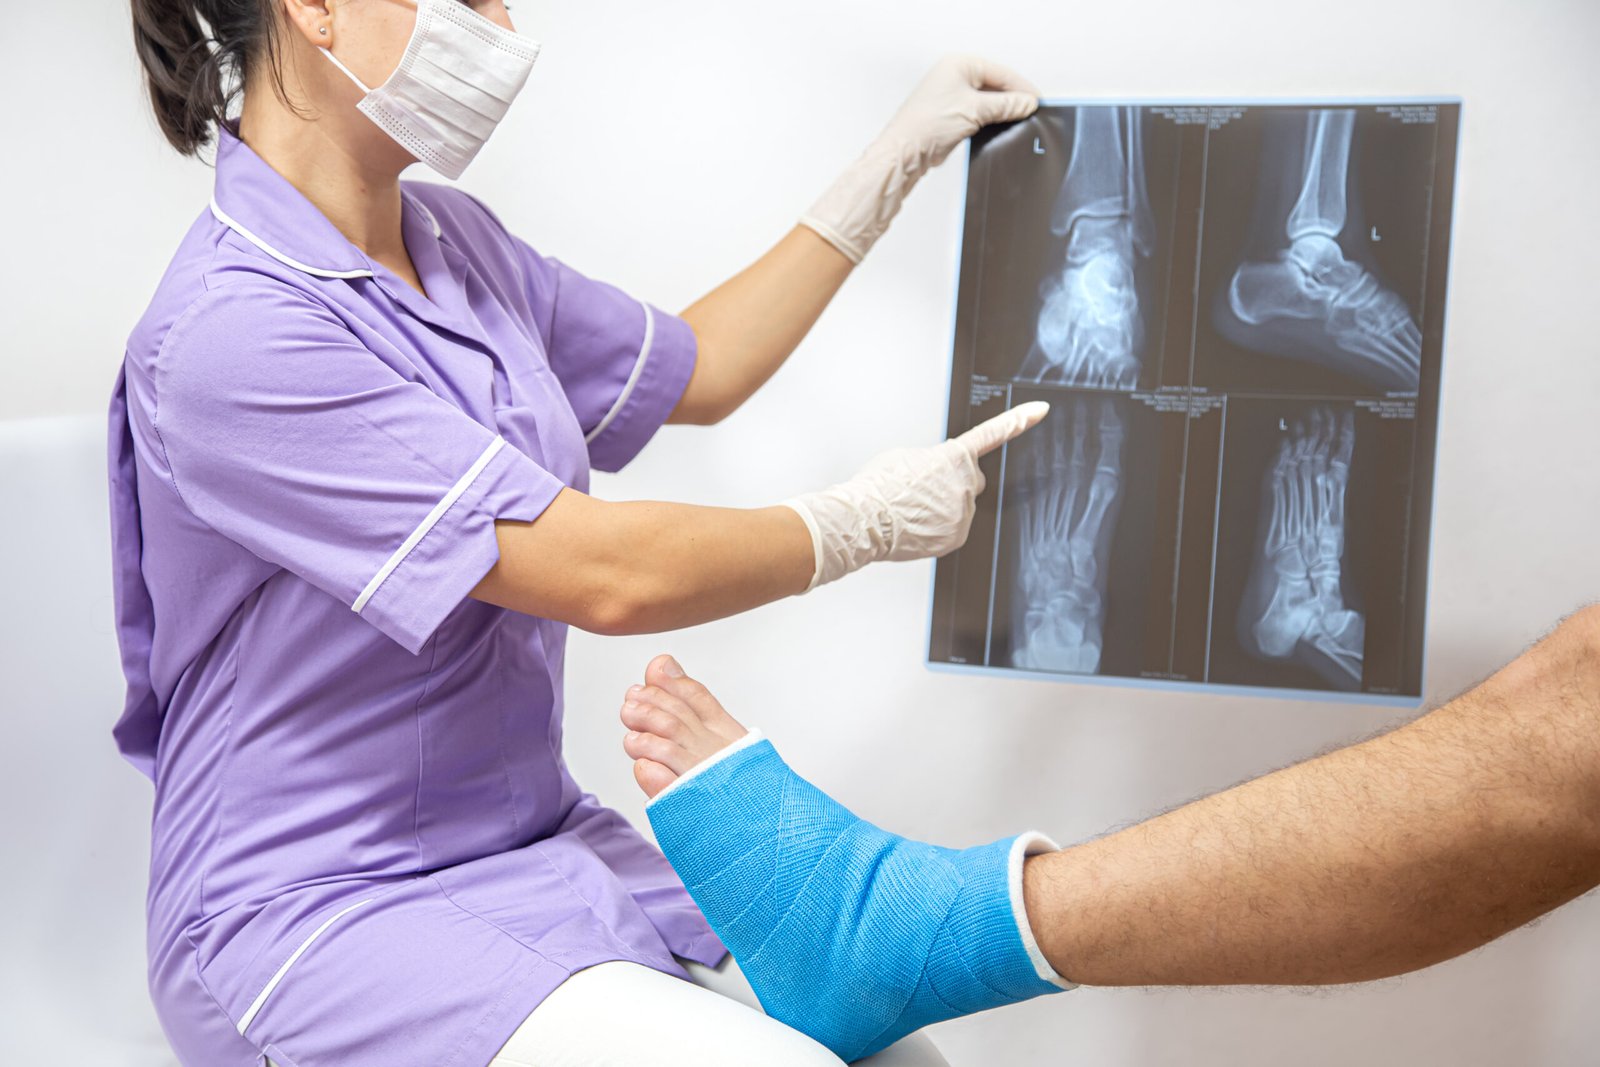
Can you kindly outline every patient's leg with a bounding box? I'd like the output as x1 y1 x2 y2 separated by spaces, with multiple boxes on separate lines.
621 656 1070 1062
1021 107 1149 389
1216 110 1422 391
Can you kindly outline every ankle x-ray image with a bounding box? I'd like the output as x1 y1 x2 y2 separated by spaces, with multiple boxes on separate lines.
1214 111 1421 391
930 102 1458 700
1021 107 1154 388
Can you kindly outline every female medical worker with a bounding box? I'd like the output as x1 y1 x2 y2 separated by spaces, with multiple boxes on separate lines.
111 0 1043 1064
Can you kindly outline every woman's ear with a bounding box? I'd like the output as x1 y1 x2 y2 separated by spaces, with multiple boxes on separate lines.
280 0 336 48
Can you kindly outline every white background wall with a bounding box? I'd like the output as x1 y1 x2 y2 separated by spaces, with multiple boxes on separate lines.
4 0 1599 1062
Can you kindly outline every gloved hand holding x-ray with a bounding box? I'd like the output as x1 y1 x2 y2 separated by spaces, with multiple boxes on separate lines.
801 55 1042 264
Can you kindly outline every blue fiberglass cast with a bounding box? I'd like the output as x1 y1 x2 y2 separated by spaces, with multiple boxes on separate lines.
646 735 1068 1061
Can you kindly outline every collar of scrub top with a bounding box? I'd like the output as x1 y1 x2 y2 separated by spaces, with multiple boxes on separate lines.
208 123 483 338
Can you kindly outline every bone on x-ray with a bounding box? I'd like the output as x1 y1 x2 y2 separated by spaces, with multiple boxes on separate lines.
929 102 1459 701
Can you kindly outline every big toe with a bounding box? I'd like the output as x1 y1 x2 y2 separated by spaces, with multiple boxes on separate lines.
646 656 712 712
644 654 681 685
643 656 747 742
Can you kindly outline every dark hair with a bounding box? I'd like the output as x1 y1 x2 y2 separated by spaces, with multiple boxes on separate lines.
130 0 289 156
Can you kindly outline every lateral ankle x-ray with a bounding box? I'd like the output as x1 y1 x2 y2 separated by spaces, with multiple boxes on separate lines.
929 102 1459 700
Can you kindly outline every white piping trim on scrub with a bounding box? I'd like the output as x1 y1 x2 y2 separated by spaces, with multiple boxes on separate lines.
236 896 378 1035
584 300 656 446
352 436 508 615
210 197 376 281
410 198 445 239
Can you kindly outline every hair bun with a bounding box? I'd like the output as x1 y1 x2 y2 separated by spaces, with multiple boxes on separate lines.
130 0 281 156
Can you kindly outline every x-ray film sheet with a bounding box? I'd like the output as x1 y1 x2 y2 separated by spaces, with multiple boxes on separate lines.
928 101 1460 701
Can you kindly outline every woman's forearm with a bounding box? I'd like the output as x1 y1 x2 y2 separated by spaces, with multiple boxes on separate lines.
1023 608 1600 987
473 488 815 634
472 406 1043 633
670 226 853 425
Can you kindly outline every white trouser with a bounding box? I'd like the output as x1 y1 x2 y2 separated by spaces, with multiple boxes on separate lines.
263 955 948 1067
489 955 950 1067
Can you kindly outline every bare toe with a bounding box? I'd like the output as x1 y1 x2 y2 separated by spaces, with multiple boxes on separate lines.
632 758 678 800
643 656 748 747
623 728 693 776
622 688 691 741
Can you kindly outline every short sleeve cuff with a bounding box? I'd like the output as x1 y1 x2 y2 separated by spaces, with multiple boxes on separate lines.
583 303 698 474
354 437 564 655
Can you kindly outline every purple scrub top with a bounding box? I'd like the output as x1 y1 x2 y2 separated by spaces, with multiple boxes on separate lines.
106 125 724 1067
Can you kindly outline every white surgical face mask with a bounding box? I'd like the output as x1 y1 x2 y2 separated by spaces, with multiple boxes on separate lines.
322 0 540 179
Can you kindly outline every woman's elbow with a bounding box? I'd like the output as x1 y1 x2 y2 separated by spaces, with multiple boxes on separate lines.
581 597 642 637
578 579 667 637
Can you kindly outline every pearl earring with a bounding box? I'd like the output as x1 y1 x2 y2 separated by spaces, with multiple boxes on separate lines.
319 26 328 35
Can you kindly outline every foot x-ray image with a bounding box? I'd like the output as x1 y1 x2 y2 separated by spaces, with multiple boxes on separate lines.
931 101 1458 700
1007 397 1125 673
1236 408 1365 691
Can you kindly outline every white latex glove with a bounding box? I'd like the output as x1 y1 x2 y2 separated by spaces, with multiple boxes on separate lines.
801 55 1041 264
783 402 1050 592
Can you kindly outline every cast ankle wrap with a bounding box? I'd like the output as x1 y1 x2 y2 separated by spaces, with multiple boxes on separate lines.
647 738 1067 1060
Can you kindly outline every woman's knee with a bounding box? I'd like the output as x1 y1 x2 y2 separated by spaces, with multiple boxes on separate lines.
494 961 847 1067
682 956 948 1065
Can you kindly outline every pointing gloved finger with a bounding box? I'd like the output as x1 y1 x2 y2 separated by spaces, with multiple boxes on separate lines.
953 401 1051 459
